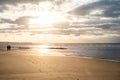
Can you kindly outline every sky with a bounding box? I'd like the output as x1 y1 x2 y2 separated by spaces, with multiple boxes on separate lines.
0 0 120 43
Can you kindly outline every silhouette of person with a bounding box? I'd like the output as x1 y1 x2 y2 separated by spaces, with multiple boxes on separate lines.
7 45 11 50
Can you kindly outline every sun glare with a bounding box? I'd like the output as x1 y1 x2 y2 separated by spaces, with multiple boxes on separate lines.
27 1 67 28
29 11 64 27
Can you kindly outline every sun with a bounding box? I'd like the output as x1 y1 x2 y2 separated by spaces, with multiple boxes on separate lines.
28 1 67 28
28 11 64 27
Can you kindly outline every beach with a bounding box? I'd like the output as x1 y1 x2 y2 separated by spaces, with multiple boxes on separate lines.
0 50 120 80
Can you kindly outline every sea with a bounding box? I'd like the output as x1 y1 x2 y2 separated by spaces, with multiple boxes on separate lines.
0 42 120 62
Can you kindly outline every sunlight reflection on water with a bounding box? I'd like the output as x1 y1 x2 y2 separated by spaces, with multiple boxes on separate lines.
32 45 64 56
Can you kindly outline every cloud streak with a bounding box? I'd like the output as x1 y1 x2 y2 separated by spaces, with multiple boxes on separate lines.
0 16 34 27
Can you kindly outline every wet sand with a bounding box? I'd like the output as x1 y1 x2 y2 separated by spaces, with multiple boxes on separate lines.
0 50 120 80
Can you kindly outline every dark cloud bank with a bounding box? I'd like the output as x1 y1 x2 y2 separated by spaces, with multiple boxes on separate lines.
72 0 120 17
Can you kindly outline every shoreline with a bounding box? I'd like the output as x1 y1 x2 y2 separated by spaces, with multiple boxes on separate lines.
0 50 120 63
68 56 120 63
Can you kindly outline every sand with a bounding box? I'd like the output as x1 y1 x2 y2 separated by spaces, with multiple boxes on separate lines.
0 50 120 80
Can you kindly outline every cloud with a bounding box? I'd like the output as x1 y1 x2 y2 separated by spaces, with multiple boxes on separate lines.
0 0 120 43
0 0 71 5
0 5 8 12
71 0 120 17
1 16 119 37
0 16 33 34
0 0 70 12
0 0 43 5
68 0 120 34
0 18 13 23
0 0 42 12
14 16 32 27
0 16 33 27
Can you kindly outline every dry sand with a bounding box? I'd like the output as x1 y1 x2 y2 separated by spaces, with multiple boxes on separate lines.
0 50 120 80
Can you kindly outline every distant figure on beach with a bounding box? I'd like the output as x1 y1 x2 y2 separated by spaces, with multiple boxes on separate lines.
7 45 11 50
